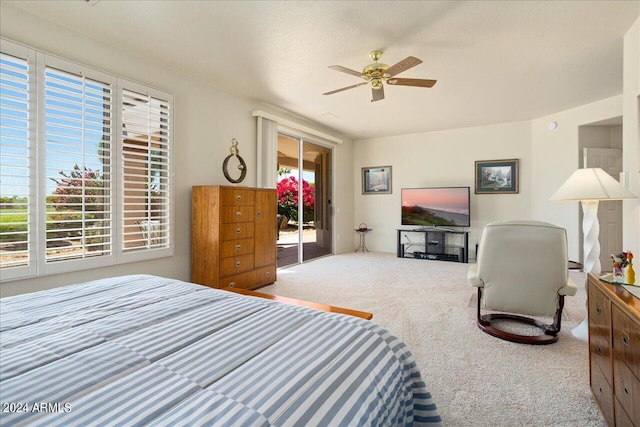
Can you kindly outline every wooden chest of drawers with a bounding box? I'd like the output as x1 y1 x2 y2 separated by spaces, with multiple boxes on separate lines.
191 186 277 290
588 273 640 426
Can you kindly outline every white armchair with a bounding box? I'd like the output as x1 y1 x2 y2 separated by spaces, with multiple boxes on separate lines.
468 220 577 344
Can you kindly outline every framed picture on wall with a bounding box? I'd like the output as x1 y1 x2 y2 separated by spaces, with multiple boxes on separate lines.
362 166 392 194
475 159 519 194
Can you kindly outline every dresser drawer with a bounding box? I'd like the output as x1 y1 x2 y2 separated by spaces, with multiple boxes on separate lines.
591 362 615 427
613 348 640 424
221 206 255 223
253 265 276 287
590 332 613 387
221 222 255 240
220 253 254 276
614 398 635 427
221 238 254 258
612 305 640 380
220 188 255 206
220 271 254 289
589 284 611 338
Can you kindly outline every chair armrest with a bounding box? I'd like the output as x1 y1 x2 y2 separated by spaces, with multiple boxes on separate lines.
467 263 483 287
558 278 578 296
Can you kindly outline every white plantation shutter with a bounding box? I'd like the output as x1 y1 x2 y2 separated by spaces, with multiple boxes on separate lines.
0 48 33 278
0 39 173 281
121 87 171 253
43 65 113 264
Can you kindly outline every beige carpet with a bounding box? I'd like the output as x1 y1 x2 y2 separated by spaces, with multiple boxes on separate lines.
260 252 604 427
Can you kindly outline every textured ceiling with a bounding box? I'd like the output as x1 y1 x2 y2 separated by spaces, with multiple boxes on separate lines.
4 0 639 140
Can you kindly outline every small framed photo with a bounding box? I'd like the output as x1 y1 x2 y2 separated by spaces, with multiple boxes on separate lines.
475 159 519 194
362 166 392 194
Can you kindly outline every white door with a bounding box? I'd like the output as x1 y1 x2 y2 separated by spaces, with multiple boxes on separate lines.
584 148 622 268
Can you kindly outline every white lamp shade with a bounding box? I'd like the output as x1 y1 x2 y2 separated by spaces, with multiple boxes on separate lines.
549 168 637 202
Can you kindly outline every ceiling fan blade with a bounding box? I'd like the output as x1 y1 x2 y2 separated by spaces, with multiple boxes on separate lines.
385 56 422 77
387 78 437 88
328 65 363 78
371 86 384 102
323 81 368 95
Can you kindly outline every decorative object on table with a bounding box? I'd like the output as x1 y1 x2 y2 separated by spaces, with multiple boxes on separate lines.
222 138 247 183
354 225 372 253
625 251 635 285
549 167 638 341
474 159 519 194
362 166 392 194
611 251 631 283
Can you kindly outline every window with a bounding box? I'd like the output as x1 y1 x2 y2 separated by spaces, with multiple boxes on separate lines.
0 39 174 281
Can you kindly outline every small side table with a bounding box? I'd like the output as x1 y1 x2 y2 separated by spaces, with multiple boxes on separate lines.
354 228 372 253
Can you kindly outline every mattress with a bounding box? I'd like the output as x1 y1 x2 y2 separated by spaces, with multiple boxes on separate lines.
0 274 441 426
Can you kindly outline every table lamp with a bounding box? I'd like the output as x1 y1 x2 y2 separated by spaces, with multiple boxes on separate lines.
549 167 637 341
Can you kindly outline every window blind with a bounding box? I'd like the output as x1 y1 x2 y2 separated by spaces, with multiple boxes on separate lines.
121 88 170 252
0 52 30 271
44 66 113 263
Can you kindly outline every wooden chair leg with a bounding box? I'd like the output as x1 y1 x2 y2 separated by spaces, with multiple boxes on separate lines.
476 288 563 345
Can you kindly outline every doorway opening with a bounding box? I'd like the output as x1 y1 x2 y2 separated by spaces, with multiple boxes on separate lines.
579 117 623 268
276 133 332 267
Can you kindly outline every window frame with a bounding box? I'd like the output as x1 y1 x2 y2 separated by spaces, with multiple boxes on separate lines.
0 39 174 281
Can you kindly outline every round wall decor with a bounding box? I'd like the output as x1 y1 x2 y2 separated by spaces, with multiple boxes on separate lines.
222 138 247 184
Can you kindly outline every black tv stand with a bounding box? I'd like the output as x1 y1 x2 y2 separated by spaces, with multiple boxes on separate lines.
397 228 469 263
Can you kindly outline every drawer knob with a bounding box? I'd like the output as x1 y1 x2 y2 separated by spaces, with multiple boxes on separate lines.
596 346 602 355
236 228 242 234
236 211 242 217
595 306 601 314
228 282 235 287
622 333 630 345
257 211 262 216
235 261 241 267
236 195 242 201
235 244 242 251
624 387 630 396
265 271 270 276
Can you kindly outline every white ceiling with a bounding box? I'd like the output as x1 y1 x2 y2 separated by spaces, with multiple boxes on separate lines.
6 0 639 140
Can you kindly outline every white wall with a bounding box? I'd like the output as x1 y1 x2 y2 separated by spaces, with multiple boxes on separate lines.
353 121 532 256
0 5 354 296
622 17 640 256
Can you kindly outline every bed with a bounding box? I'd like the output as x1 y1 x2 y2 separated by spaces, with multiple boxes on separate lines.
0 274 441 426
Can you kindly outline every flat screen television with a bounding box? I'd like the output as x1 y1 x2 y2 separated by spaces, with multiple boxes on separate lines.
401 187 470 228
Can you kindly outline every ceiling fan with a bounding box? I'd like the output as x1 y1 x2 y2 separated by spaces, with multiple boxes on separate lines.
323 51 437 102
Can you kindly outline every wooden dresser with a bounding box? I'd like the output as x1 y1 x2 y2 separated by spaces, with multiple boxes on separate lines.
191 185 277 290
588 273 640 426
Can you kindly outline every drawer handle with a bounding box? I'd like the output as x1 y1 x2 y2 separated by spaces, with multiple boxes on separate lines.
598 387 603 394
236 195 242 201
235 244 242 251
236 228 242 234
235 261 241 267
624 387 630 396
622 333 630 346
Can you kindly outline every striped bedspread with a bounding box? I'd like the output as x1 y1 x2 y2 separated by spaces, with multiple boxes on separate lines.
0 275 441 426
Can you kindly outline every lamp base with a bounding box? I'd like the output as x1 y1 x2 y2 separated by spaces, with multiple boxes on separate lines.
571 318 589 341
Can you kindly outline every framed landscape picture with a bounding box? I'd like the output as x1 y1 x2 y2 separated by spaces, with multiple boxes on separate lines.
362 166 392 194
475 159 519 194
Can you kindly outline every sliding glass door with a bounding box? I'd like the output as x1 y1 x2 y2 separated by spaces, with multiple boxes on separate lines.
276 133 332 267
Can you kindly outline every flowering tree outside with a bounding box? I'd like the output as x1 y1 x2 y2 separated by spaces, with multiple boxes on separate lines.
277 176 315 223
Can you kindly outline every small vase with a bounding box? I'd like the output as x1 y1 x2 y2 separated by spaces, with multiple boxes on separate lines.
613 266 625 283
626 262 636 285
